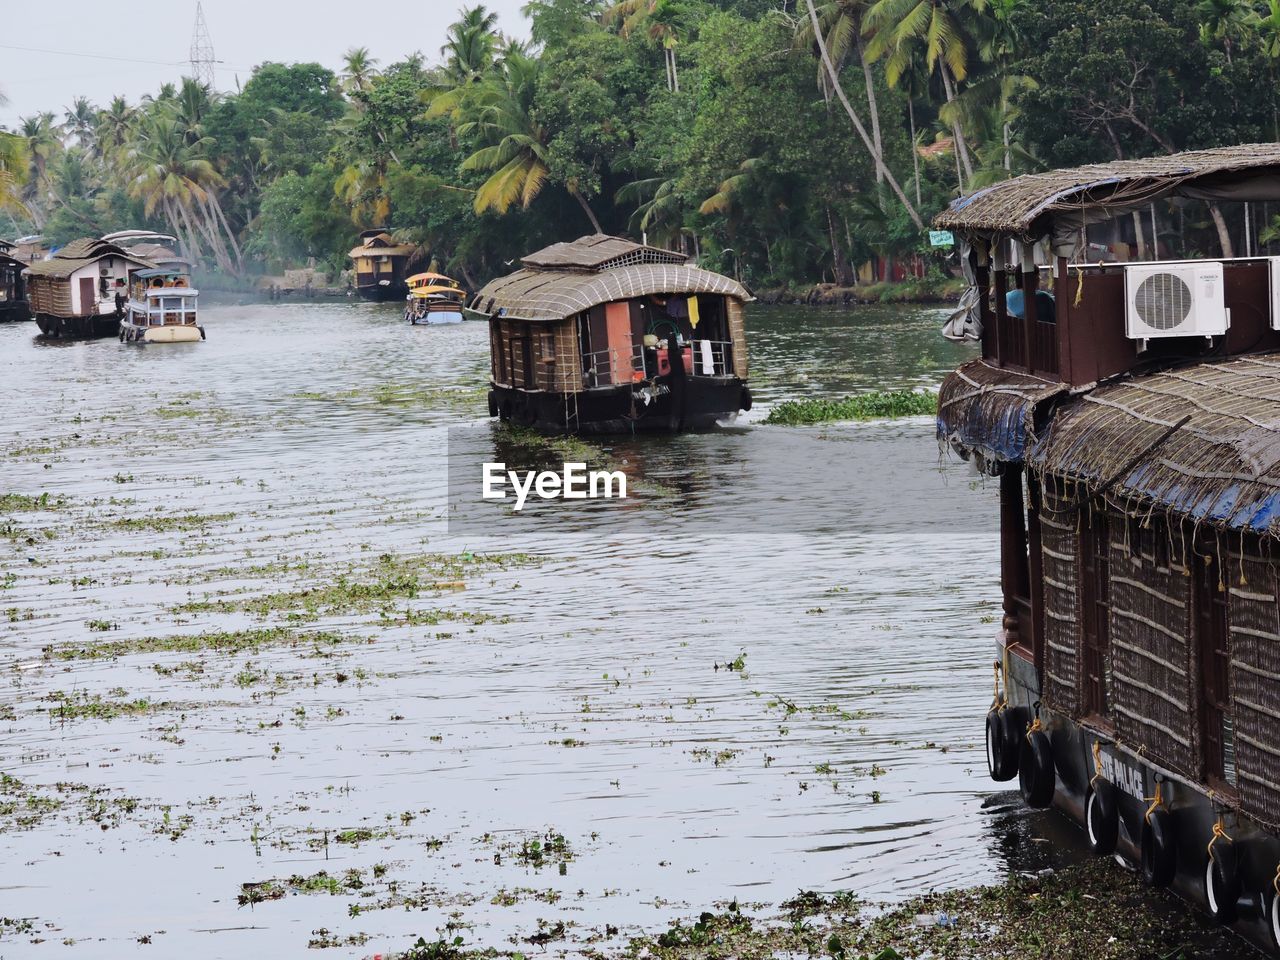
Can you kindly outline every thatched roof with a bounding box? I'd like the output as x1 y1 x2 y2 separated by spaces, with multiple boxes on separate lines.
24 238 152 280
348 232 417 259
520 234 687 272
937 358 1070 465
1030 353 1280 534
471 262 750 322
934 143 1280 237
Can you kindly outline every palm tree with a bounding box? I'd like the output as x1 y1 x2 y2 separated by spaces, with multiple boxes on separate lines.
604 0 683 91
1196 0 1252 63
63 97 97 150
123 111 241 273
17 113 61 225
459 52 604 231
0 132 31 219
342 47 380 97
863 0 988 186
95 97 135 163
795 0 885 182
616 176 686 249
425 7 502 123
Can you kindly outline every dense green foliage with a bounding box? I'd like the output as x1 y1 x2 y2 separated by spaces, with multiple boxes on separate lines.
2 0 1280 286
762 389 937 424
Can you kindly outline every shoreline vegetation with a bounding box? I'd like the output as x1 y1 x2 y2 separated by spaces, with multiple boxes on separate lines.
9 0 1273 298
380 859 1224 960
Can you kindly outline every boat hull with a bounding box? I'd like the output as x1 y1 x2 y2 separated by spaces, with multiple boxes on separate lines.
0 301 31 323
356 282 407 302
490 376 750 434
1001 640 1280 957
35 313 119 339
120 322 203 344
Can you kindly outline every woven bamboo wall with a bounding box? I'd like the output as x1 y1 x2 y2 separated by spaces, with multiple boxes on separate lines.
1227 543 1280 826
1039 495 1080 715
1108 520 1199 778
549 319 582 392
27 276 72 317
727 298 748 379
490 318 583 393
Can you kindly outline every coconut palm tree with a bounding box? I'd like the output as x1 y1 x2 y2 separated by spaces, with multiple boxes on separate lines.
458 52 604 231
95 97 135 163
424 7 502 123
1196 0 1253 63
795 0 886 182
62 97 97 150
123 111 241 273
0 132 30 219
604 0 684 91
16 113 61 226
342 47 380 97
863 0 988 185
616 176 686 249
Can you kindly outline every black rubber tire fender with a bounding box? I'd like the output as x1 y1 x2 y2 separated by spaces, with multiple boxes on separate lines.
998 706 1030 767
740 386 753 412
1269 883 1280 950
1085 780 1119 856
487 390 499 419
499 399 512 423
1205 845 1241 925
1019 729 1055 809
1141 808 1177 888
983 711 1013 783
985 709 1017 782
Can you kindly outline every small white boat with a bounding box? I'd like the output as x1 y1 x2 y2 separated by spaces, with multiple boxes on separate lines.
120 269 204 344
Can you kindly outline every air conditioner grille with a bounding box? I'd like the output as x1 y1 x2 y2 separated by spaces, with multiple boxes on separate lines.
1134 272 1192 330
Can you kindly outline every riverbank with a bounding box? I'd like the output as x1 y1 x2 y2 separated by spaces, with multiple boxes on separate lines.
382 857 1234 959
755 276 965 306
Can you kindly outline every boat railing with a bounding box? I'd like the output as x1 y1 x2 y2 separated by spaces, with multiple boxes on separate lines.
129 292 199 326
686 339 735 377
582 345 645 388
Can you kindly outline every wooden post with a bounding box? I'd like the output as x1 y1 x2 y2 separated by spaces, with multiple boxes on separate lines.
1019 240 1037 371
993 241 1008 367
1000 465 1030 647
1054 255 1072 383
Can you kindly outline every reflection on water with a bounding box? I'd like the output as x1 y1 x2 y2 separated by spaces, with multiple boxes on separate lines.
0 301 1061 957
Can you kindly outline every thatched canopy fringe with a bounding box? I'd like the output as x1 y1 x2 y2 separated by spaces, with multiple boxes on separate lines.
937 358 1069 465
1029 354 1280 536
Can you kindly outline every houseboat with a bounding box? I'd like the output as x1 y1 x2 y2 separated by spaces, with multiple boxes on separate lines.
0 246 29 323
119 269 202 343
405 272 465 324
936 143 1280 955
348 229 418 302
470 234 752 433
25 237 153 339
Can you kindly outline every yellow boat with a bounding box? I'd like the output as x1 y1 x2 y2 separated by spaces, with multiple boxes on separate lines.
405 272 465 325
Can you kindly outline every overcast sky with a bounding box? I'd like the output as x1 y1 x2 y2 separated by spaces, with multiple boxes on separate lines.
0 0 531 130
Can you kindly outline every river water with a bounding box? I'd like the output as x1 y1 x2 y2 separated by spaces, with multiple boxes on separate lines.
0 302 1076 957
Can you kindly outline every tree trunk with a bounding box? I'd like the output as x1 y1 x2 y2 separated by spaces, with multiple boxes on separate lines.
857 36 883 185
826 204 852 285
907 97 921 208
1208 202 1235 259
802 0 923 229
208 190 244 271
939 64 974 186
1131 210 1147 260
571 188 604 233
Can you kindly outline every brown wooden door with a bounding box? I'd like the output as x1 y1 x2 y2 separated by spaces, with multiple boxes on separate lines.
1079 511 1111 717
1194 541 1233 785
79 277 96 316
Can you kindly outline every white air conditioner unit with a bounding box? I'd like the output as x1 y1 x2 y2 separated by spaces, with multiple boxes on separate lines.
1124 261 1228 341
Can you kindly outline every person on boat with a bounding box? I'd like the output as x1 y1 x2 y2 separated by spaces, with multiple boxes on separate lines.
114 291 126 318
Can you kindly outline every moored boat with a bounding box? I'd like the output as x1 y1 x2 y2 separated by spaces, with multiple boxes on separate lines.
0 245 30 323
25 237 154 339
405 272 465 324
348 229 418 302
119 269 203 343
470 234 752 433
937 143 1280 956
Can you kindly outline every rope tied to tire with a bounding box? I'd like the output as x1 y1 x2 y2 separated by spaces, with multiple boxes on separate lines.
1090 740 1105 786
1207 818 1233 860
1025 715 1043 741
1143 782 1164 824
991 660 1007 712
1273 862 1280 896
